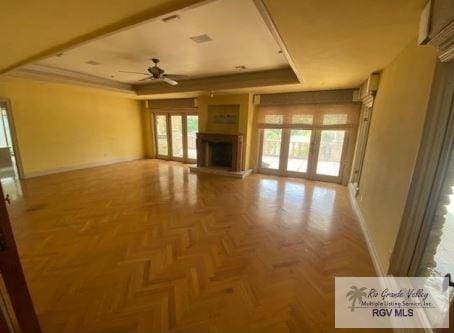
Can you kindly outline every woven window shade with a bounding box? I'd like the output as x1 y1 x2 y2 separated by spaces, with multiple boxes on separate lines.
257 103 360 128
147 98 196 110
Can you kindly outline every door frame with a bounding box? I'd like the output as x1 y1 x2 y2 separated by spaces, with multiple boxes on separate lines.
257 127 285 176
283 128 314 179
389 60 454 276
185 114 198 164
311 128 350 183
152 111 198 163
257 125 352 183
169 114 185 162
0 99 25 179
0 185 42 332
153 112 171 160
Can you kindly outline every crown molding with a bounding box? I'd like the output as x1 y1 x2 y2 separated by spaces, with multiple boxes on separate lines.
253 0 303 83
136 68 298 95
5 64 135 94
4 66 300 97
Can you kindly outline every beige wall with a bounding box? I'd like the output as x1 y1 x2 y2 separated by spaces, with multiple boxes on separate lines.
0 77 144 177
357 40 438 272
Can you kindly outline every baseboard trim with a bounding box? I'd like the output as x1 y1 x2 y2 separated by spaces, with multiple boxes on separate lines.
23 156 143 178
347 182 386 277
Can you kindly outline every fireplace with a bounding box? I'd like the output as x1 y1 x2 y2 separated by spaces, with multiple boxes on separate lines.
207 142 232 168
196 133 243 171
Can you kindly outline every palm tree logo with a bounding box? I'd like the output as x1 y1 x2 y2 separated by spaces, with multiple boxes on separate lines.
346 286 367 312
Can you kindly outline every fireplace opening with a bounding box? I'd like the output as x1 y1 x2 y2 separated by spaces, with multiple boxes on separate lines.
207 142 232 168
195 133 243 172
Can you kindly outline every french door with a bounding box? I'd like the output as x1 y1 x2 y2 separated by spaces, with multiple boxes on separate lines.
259 127 349 183
153 112 198 163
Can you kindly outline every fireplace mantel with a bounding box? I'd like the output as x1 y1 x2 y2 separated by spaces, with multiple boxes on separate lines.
196 132 243 171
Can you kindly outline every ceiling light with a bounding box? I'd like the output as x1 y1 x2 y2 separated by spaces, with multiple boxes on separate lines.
55 52 64 57
86 60 101 65
235 65 246 70
162 14 179 22
190 34 212 43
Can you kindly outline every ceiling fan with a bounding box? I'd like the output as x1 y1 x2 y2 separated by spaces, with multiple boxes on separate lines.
119 58 187 85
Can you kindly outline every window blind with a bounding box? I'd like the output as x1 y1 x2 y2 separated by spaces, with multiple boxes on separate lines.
147 98 196 109
257 103 360 128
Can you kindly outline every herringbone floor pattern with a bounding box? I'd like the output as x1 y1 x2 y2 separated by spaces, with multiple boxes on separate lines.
6 160 390 332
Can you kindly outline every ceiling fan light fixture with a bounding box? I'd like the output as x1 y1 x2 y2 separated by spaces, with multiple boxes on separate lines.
163 77 178 86
190 34 213 43
121 58 183 86
162 14 180 22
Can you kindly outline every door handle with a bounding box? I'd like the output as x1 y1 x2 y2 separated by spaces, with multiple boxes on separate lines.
446 273 454 288
4 194 10 205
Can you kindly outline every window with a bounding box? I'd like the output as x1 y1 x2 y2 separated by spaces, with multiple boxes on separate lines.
316 130 345 176
323 114 348 125
186 115 198 161
155 115 168 156
257 103 359 183
261 129 282 170
264 115 284 124
292 114 313 125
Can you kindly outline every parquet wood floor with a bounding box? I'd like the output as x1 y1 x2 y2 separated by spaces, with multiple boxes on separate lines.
5 160 390 332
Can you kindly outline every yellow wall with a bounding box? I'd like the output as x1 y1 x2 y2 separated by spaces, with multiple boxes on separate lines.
197 93 254 170
0 77 144 177
357 40 438 272
141 108 155 158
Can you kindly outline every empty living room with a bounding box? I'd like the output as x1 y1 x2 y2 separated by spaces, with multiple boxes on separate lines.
0 0 453 332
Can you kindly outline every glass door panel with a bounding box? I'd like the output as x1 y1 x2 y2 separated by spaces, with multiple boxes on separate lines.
261 129 282 170
417 148 454 277
287 129 311 173
155 115 168 157
186 115 198 161
170 115 183 159
316 130 345 176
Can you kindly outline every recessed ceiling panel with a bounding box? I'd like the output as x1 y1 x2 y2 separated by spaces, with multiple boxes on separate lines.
36 0 289 84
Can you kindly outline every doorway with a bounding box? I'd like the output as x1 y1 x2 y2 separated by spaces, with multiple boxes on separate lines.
388 60 454 331
259 128 348 183
257 104 357 183
0 102 21 179
153 112 198 163
0 101 23 200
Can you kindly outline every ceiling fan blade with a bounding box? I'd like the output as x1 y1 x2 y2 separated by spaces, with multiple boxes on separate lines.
163 74 188 79
138 77 152 81
119 70 149 75
162 77 178 86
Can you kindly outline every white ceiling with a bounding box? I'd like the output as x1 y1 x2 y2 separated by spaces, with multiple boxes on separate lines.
36 0 289 85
